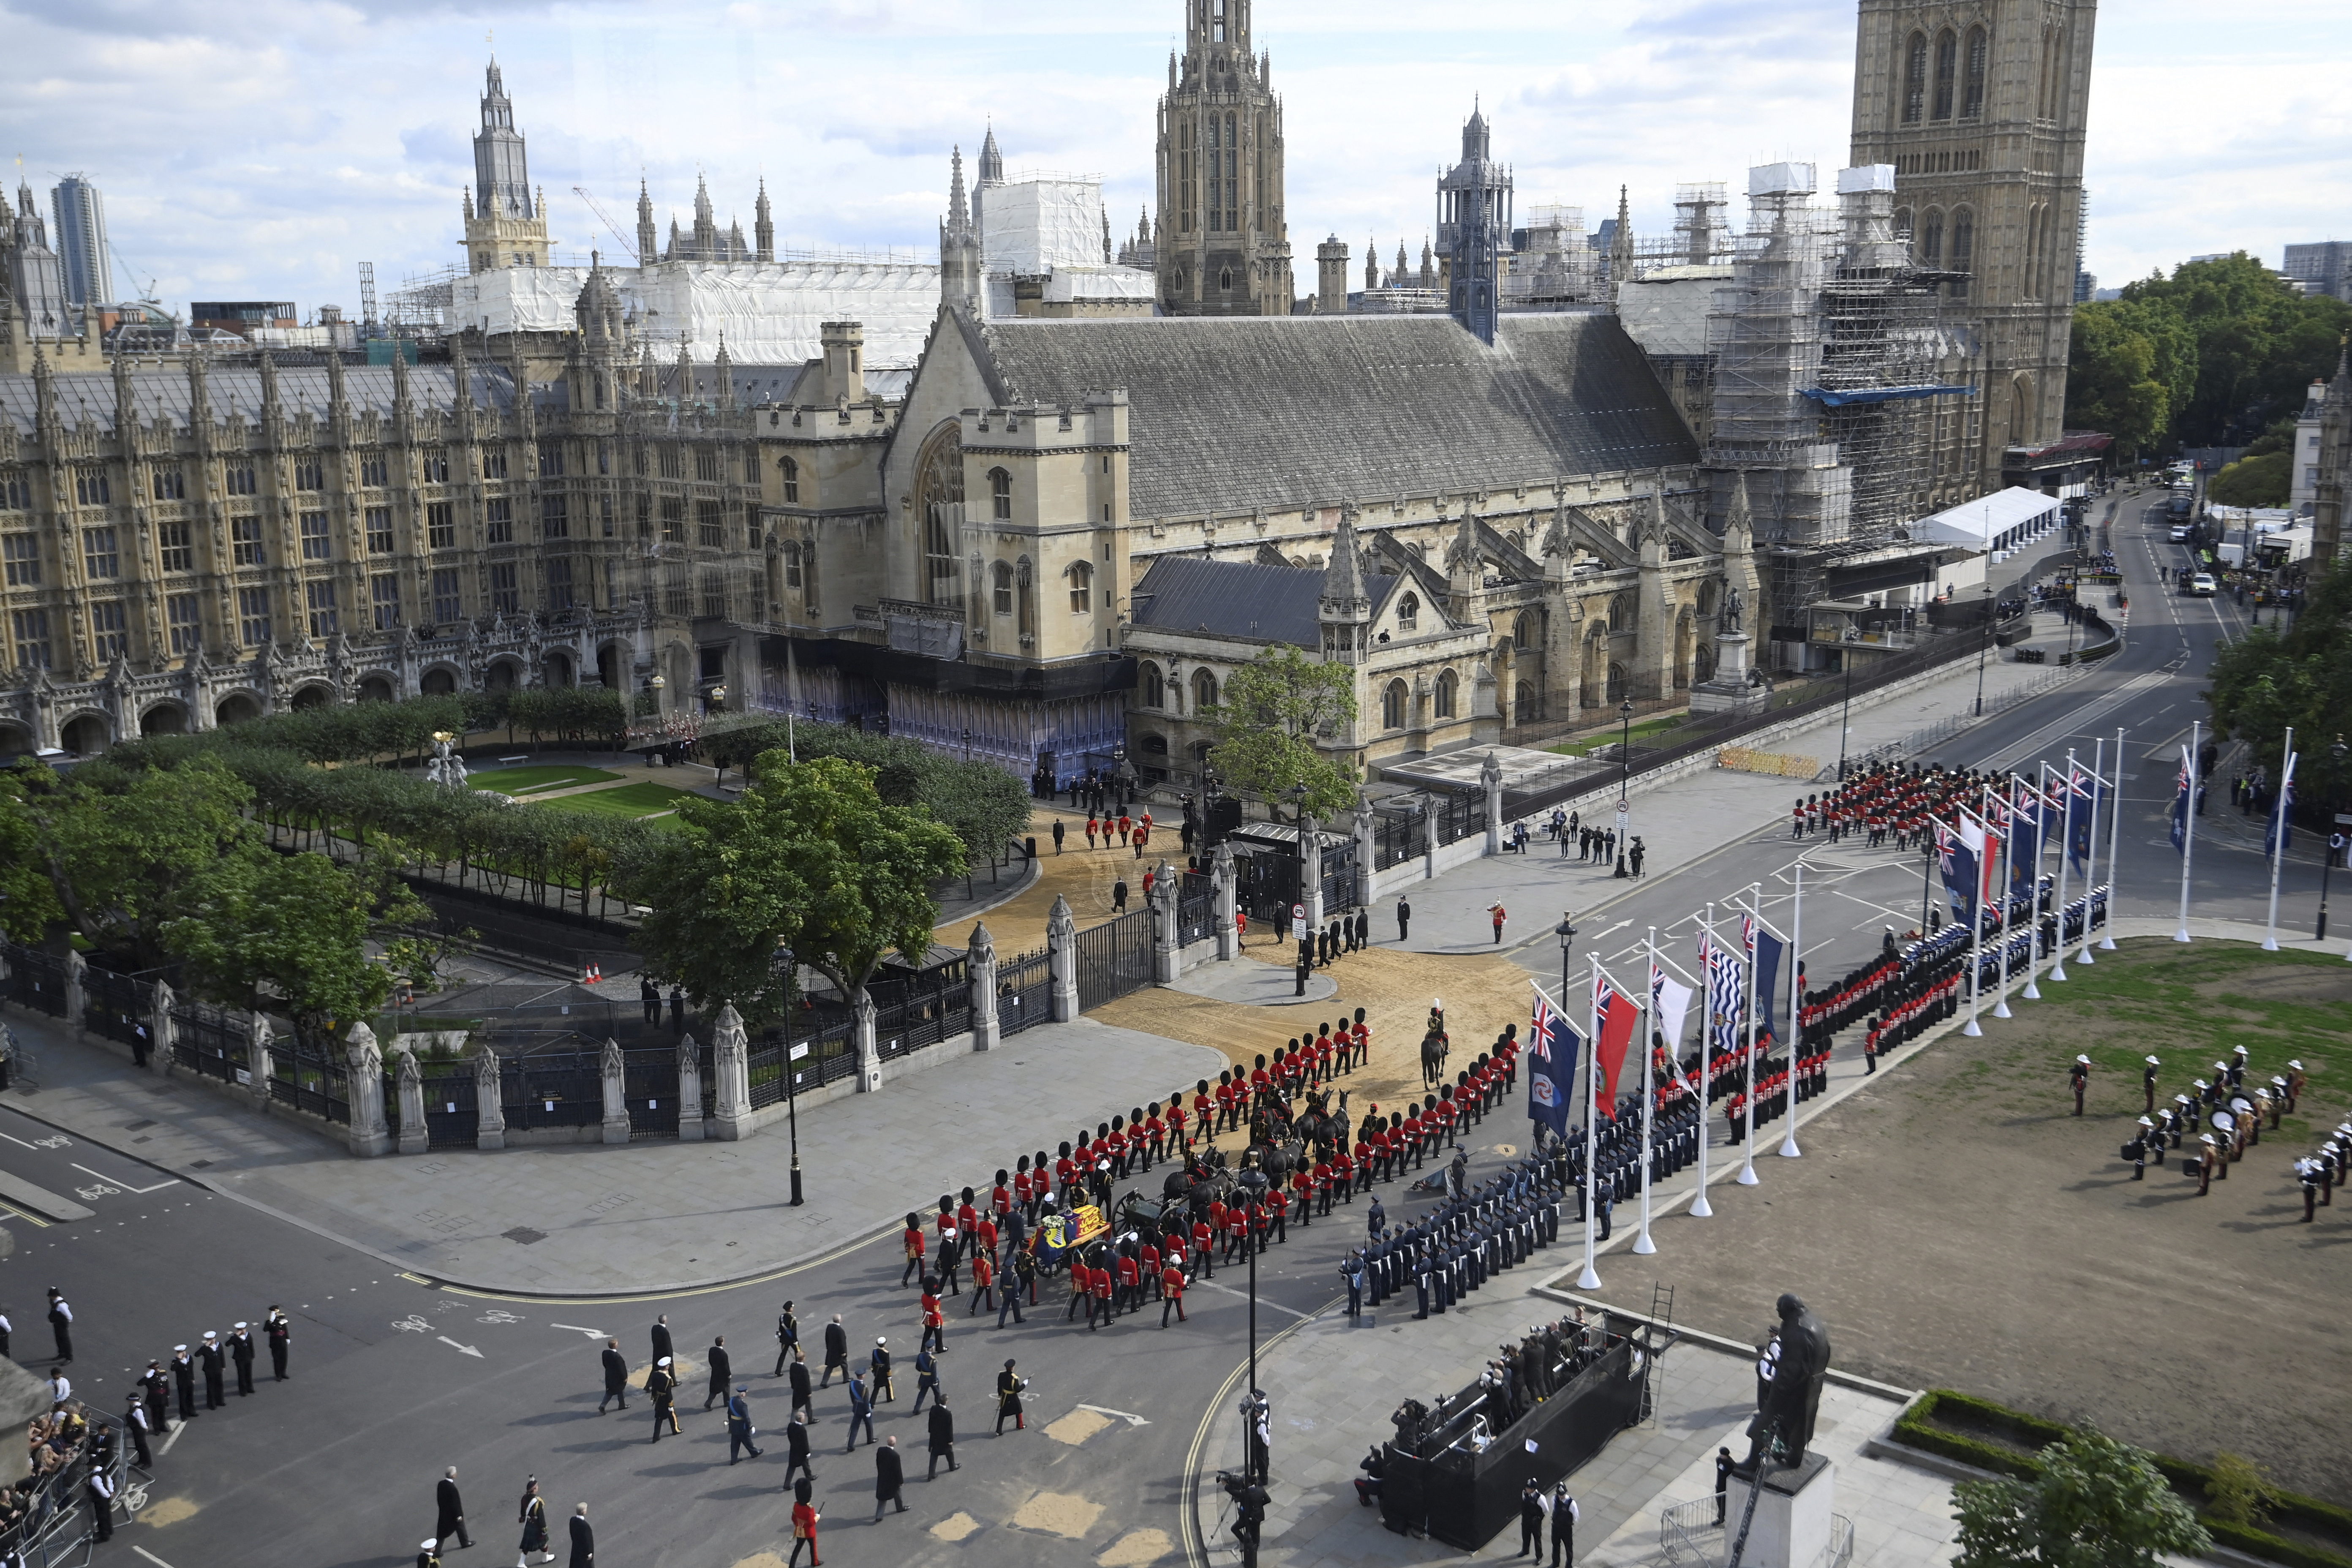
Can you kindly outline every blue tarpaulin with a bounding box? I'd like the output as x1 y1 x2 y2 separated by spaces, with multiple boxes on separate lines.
1799 384 1976 406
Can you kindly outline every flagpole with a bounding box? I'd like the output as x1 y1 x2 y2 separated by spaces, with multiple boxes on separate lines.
2263 727 2295 951
1631 928 1658 1255
2075 738 2101 965
2021 775 2049 999
2101 726 2124 950
1737 888 1759 1187
2048 758 2072 983
2177 719 2200 943
1990 783 2014 1019
1779 863 1803 1159
1961 809 1984 1037
1691 909 1715 1220
1577 954 1601 1290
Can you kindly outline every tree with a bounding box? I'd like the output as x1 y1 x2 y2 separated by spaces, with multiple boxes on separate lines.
620 754 965 1026
2115 255 2352 447
2206 551 2352 810
1952 1429 2208 1568
2205 451 2290 507
163 846 430 1044
1204 644 1362 819
2064 298 2195 461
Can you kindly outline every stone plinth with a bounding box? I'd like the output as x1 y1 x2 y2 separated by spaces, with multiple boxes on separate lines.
1691 632 1769 717
1721 1454 1834 1568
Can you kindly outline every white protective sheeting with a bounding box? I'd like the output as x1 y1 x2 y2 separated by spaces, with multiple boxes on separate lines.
983 178 1105 275
1040 266 1156 304
1912 485 2061 550
448 260 943 369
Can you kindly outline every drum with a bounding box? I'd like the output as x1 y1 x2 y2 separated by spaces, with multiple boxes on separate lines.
2210 1109 2237 1136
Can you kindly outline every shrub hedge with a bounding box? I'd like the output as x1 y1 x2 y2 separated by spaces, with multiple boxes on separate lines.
1892 1390 2352 1568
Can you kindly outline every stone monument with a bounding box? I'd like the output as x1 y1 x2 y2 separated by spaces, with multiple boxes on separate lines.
1722 1293 1837 1568
1691 588 1768 717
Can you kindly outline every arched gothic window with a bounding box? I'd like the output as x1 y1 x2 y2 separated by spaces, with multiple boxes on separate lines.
1383 679 1407 730
913 423 964 610
1962 27 1989 117
1016 555 1036 637
1140 662 1165 708
1901 32 1929 123
780 456 800 504
1949 209 1975 299
1397 592 1420 632
1514 610 1538 651
1931 30 1957 119
1192 668 1219 711
1067 560 1093 614
989 467 1012 521
1921 209 1945 267
1434 668 1459 719
992 560 1014 615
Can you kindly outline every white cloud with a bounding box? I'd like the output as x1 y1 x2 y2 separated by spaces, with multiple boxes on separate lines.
0 0 2340 327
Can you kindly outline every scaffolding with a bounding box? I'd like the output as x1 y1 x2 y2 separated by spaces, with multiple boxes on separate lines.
1506 203 1593 304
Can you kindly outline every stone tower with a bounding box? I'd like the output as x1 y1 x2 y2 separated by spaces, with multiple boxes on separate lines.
1850 0 2097 491
1153 0 1295 316
754 179 774 263
1318 511 1372 663
1315 234 1350 314
975 126 1004 239
1437 103 1510 343
463 57 553 273
939 147 983 311
634 180 658 268
2311 340 2349 570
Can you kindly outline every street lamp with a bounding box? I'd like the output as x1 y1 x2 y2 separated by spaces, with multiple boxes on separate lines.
1234 1162 1270 1433
2322 735 2348 942
1973 582 1993 718
1835 656 1855 778
778 948 805 1206
961 727 973 763
1555 916 1579 1004
1614 698 1634 878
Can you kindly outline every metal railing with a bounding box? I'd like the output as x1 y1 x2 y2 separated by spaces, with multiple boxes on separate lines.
996 948 1053 1038
1658 1497 1723 1566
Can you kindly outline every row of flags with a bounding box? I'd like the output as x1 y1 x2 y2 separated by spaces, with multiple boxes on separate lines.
1930 763 2112 923
2172 741 2296 862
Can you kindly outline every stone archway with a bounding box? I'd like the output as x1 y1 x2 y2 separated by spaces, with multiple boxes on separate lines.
139 702 189 736
215 691 264 727
291 683 335 711
1673 610 1695 690
544 650 575 688
420 666 459 696
596 642 628 692
1515 680 1538 722
357 675 396 703
485 660 521 693
60 712 114 754
1606 661 1629 705
0 720 31 759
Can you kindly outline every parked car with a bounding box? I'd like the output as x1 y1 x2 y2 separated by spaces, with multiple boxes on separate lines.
2188 573 2217 596
2169 524 2191 541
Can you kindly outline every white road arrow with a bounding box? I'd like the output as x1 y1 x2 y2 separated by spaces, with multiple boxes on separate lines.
549 1324 609 1339
1076 1403 1151 1427
437 1337 484 1358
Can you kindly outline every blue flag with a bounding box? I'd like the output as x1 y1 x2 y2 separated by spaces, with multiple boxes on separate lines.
2266 756 2298 863
1527 986 1578 1141
2170 750 2192 854
1751 925 1786 1042
2066 768 2101 874
1937 820 1982 921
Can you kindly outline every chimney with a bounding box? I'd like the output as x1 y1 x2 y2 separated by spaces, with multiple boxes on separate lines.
819 320 864 405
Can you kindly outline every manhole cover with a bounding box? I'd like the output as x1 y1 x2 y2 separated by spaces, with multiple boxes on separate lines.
502 1227 547 1245
189 1160 213 1169
122 1119 155 1131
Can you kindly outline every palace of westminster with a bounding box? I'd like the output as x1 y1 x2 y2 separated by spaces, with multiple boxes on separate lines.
0 0 2106 788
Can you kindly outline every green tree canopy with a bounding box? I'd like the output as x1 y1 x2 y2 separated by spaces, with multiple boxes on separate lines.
1952 1428 2209 1568
2205 451 2290 507
1203 645 1362 819
2064 297 2196 460
2204 541 2352 807
2109 254 2352 448
619 753 966 1024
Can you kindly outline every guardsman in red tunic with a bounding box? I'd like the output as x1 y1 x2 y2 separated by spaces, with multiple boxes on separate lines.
1290 1167 1314 1227
1223 1204 1250 1266
1143 1105 1165 1165
901 1213 928 1288
1329 1147 1354 1205
1139 1238 1162 1299
1066 1261 1092 1324
1160 1263 1188 1326
920 1288 945 1354
969 1250 996 1317
1214 1075 1238 1135
1114 1250 1141 1315
1090 1257 1115 1327
1314 1027 1335 1083
975 1214 998 1260
1191 1215 1214 1279
991 1174 1013 1223
1085 815 1100 849
1311 1157 1334 1217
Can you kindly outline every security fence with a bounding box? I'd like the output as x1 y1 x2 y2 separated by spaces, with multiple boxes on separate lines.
1075 909 1153 1012
996 947 1053 1038
3 945 68 1018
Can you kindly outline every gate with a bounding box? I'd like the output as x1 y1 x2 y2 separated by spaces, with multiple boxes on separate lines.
997 948 1053 1037
623 1048 680 1138
421 1067 477 1148
269 1040 350 1123
1176 872 1215 947
81 967 153 1052
873 967 972 1062
1432 788 1482 847
504 1050 604 1132
169 1001 248 1084
1075 909 1153 1011
1236 851 1300 928
1372 806 1421 872
1 945 68 1018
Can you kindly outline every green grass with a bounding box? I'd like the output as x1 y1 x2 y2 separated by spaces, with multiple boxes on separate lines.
468 765 625 795
1546 714 1692 757
538 781 702 823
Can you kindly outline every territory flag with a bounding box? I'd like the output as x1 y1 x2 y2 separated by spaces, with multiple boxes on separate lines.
1936 819 1982 922
1704 937 1745 1062
2066 765 2101 874
1526 984 1578 1141
1748 917 1786 1043
2170 749 2193 854
1592 973 1641 1118
2266 751 2299 863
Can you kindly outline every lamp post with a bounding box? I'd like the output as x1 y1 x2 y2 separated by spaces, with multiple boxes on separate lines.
961 727 973 764
1614 697 1634 879
779 948 805 1206
1555 915 1579 1006
1835 657 1855 778
1235 1163 1269 1425
2322 735 2348 943
1973 582 1993 717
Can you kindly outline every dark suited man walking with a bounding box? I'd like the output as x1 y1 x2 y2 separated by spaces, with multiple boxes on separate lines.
703 1335 732 1410
597 1339 629 1414
568 1504 594 1568
435 1467 471 1552
927 1397 959 1479
873 1437 907 1520
650 1314 675 1366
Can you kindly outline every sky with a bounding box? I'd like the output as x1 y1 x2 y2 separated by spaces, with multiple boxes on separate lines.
3 0 2346 322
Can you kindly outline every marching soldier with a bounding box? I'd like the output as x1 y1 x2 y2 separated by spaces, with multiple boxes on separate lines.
995 1360 1027 1435
2194 1134 2217 1196
2124 1119 2151 1181
646 1357 680 1441
774 1301 799 1378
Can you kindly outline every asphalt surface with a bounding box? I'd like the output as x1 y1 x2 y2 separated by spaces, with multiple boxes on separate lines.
2 487 2304 1568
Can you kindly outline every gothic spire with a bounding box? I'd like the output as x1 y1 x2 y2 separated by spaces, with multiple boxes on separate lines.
946 146 970 231
754 177 774 262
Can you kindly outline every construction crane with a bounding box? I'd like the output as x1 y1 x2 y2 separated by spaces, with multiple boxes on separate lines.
572 185 640 264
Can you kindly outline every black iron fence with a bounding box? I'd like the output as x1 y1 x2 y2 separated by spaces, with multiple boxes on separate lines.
504 1050 605 1132
622 1048 679 1138
1075 909 1153 1012
997 947 1053 1037
80 965 155 1052
1372 806 1421 872
418 1065 477 1148
1 944 69 1018
270 1042 351 1124
170 1000 249 1085
1176 872 1216 947
1431 788 1482 847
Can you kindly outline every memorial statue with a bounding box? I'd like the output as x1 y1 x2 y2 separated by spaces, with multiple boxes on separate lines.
1742 1293 1830 1470
425 732 468 790
1720 587 1745 636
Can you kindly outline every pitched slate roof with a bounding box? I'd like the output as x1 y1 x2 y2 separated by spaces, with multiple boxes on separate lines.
969 311 1697 520
1128 555 1399 650
0 363 517 436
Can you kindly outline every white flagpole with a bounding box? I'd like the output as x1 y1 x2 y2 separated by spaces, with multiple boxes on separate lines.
1737 888 1760 1186
2262 729 2295 951
2075 738 2101 965
2021 775 2050 999
1691 911 1715 1219
1779 862 1803 1158
1990 783 2014 1019
2048 758 2072 983
1577 954 1601 1290
2101 726 2124 951
2176 720 2200 943
1632 927 1658 1255
1961 810 1984 1037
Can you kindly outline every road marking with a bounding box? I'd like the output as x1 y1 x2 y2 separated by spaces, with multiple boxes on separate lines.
70 1163 177 1195
133 1548 178 1568
159 1419 188 1455
1076 1403 1153 1427
1188 1277 1311 1319
436 1336 483 1358
0 1200 51 1228
549 1323 609 1338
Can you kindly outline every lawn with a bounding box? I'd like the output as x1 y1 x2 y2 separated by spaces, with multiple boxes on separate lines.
468 765 625 795
1546 713 1692 757
538 780 702 823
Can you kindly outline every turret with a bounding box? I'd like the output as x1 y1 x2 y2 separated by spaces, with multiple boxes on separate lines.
635 180 658 267
754 179 774 263
939 147 982 311
1317 512 1372 664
